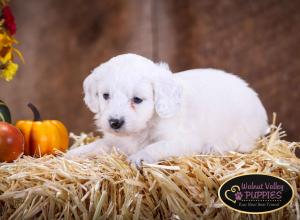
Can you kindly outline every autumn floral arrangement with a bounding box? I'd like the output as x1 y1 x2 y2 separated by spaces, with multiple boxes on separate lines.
0 0 23 81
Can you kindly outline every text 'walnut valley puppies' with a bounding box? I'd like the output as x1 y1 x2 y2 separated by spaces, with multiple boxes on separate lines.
66 54 268 168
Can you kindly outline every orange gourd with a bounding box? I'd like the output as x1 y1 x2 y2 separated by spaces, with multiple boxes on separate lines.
16 103 69 156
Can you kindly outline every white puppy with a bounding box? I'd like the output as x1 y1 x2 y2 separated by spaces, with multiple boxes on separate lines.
67 54 268 165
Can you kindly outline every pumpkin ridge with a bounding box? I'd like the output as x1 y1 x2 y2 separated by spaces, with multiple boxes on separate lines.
50 120 69 152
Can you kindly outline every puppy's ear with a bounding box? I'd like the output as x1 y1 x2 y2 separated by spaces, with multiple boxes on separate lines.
153 63 182 118
83 71 100 113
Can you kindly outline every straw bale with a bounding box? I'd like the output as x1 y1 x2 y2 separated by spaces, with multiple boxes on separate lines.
0 123 299 219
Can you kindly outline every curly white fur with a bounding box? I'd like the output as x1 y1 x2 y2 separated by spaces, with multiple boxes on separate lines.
67 54 268 165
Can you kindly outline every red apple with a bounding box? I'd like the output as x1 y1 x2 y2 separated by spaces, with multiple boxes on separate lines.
0 122 24 162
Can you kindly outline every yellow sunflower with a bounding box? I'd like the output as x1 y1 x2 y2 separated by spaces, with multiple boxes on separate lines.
0 61 18 81
0 31 23 81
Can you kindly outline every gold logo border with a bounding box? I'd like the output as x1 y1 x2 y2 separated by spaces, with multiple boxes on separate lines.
218 173 295 215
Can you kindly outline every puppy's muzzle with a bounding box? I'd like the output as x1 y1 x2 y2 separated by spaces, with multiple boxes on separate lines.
109 118 125 130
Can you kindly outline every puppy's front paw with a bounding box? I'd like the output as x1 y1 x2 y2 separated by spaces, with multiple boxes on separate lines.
128 150 157 169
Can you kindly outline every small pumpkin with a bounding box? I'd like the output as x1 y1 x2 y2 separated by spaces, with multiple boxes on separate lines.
0 100 11 123
0 121 24 162
15 103 69 156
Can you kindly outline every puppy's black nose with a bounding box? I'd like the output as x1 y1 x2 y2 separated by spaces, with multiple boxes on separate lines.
109 118 124 129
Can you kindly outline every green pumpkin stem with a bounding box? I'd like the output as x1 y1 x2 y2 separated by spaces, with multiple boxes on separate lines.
28 103 42 121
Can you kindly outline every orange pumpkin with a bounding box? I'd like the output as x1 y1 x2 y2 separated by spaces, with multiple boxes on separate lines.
16 103 69 156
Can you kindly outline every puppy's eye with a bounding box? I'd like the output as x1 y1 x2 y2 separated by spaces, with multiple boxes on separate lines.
132 97 143 104
103 93 110 100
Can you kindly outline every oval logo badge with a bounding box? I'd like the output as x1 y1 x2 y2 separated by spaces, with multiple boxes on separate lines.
218 173 294 214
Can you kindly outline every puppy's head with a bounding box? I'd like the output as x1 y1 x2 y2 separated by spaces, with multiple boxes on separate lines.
84 53 182 135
